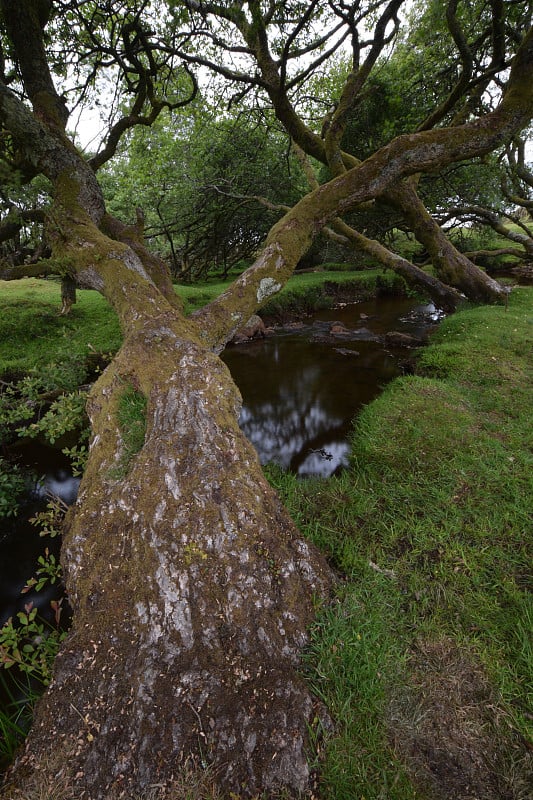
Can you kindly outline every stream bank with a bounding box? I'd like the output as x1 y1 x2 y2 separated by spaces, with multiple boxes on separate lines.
2 278 530 798
270 286 533 799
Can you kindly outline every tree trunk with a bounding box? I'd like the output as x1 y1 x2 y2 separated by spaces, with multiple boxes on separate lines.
3 318 332 798
388 181 509 303
331 218 463 312
250 22 518 306
60 276 77 315
1 149 336 797
291 142 462 312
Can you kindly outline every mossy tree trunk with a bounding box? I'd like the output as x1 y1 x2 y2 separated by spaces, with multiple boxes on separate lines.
1 15 532 797
292 143 463 313
9 310 334 798
386 181 510 303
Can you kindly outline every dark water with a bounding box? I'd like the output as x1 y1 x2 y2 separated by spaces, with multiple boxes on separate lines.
0 448 79 727
0 447 79 628
222 296 442 477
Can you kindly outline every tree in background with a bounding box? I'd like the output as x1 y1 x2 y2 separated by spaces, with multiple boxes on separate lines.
0 2 532 797
101 108 306 280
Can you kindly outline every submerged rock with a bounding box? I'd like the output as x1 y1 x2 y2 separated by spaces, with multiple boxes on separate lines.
329 322 352 336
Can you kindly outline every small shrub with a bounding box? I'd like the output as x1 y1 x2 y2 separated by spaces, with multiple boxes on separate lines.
22 391 88 445
0 459 27 518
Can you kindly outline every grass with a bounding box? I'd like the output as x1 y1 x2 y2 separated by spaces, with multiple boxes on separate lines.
0 278 121 377
109 384 148 478
269 286 533 798
0 673 34 774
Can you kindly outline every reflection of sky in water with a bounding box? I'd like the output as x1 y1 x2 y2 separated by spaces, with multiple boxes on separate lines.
0 464 78 628
239 400 350 477
37 469 81 505
224 298 442 477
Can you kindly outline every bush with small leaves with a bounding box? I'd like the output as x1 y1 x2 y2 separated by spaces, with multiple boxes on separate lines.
0 458 27 518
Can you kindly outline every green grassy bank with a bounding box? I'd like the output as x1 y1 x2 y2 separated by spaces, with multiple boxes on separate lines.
269 285 533 798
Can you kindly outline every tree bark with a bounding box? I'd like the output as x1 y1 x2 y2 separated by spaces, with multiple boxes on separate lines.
332 218 463 312
292 142 463 312
60 275 77 315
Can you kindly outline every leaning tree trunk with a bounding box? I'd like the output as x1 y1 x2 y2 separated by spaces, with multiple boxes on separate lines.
291 142 463 313
3 312 333 798
331 217 463 312
388 181 509 303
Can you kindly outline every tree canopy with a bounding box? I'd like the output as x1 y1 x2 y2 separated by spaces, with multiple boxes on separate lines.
0 1 532 797
101 108 306 280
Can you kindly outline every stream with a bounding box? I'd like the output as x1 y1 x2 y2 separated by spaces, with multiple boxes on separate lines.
222 296 442 477
0 295 442 718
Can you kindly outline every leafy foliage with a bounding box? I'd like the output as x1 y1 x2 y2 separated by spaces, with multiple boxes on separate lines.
28 495 69 540
22 391 88 445
0 458 26 518
0 600 65 682
102 108 304 280
0 493 69 768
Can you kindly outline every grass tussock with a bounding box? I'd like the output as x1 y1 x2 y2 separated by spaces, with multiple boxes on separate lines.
270 286 533 799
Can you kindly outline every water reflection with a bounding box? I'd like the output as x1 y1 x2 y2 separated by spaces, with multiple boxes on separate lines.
223 298 442 477
0 452 79 627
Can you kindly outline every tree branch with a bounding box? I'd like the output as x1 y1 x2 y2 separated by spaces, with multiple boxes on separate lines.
192 29 533 350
